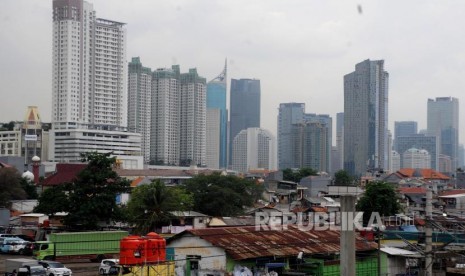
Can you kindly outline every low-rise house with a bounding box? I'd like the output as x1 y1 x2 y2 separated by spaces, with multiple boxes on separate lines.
167 226 378 275
160 211 210 234
380 247 422 275
299 174 332 197
439 190 465 214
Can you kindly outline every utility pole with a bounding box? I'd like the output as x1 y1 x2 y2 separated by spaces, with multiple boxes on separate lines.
425 187 433 275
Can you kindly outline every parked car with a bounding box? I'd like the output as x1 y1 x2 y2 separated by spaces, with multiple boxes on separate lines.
99 259 119 275
9 240 32 255
0 237 26 253
13 234 35 242
22 265 47 276
38 261 72 276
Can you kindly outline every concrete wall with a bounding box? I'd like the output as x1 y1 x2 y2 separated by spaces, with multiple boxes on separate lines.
168 235 227 275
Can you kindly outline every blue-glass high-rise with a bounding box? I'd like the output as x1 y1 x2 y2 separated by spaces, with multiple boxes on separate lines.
229 78 261 165
207 62 228 168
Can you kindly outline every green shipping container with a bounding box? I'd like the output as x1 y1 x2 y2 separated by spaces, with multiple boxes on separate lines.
34 231 129 261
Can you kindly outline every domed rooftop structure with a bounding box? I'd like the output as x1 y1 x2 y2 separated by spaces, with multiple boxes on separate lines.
22 171 34 182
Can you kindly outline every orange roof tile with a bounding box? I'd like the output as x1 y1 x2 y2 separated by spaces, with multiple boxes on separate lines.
398 187 427 194
130 176 144 187
439 189 465 197
397 168 450 180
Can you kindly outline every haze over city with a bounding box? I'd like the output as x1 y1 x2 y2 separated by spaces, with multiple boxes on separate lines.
1 0 464 144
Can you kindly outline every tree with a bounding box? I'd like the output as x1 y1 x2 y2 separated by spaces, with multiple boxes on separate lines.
20 177 38 199
33 186 68 215
183 173 264 216
34 152 131 229
334 170 353 186
0 168 27 208
282 168 318 183
126 180 193 235
0 121 16 131
356 181 401 225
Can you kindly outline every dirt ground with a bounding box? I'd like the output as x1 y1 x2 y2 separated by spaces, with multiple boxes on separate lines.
0 254 100 276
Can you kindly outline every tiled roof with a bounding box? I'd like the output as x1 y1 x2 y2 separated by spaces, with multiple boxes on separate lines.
398 168 449 180
170 225 377 260
439 189 465 197
41 163 87 186
398 187 427 194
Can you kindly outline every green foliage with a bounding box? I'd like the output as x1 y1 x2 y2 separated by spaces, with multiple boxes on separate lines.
20 177 38 199
0 168 27 208
282 167 318 183
33 186 68 215
183 173 264 216
0 121 16 131
334 170 354 186
126 180 193 235
34 152 131 229
356 181 401 225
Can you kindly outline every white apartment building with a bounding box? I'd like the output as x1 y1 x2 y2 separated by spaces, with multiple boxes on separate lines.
151 67 181 166
232 128 277 173
51 0 139 162
52 0 127 129
179 69 206 167
402 148 431 169
391 150 401 172
49 128 142 168
128 57 152 163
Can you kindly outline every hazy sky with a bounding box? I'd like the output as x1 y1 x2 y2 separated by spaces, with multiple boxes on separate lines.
1 1 464 145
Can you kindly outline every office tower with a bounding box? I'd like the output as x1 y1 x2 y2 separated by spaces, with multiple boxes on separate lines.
277 103 305 169
304 113 332 173
277 103 332 172
179 69 207 167
229 79 261 164
50 1 142 165
394 121 418 150
427 97 459 170
151 66 181 165
397 134 438 170
334 112 344 173
403 148 431 169
459 144 465 169
206 62 228 169
231 128 276 173
52 0 127 130
290 121 329 172
344 59 389 176
128 57 152 163
206 109 221 168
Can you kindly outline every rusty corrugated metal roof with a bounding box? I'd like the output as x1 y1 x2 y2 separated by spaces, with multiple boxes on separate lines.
178 225 377 260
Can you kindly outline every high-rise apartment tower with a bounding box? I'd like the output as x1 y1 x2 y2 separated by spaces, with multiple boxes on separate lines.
344 59 389 176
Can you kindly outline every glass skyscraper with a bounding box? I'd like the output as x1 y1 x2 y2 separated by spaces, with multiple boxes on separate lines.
206 62 228 169
229 78 261 165
278 103 305 169
394 121 418 151
344 59 389 176
427 97 459 172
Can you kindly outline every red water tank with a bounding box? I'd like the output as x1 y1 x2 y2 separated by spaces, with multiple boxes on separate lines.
119 236 147 265
145 232 166 262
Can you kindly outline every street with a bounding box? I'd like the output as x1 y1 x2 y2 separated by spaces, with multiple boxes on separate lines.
0 254 100 276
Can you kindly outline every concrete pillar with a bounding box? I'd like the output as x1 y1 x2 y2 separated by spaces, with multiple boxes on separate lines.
340 195 356 276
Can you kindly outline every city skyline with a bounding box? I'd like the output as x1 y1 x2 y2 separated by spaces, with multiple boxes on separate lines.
1 1 465 146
